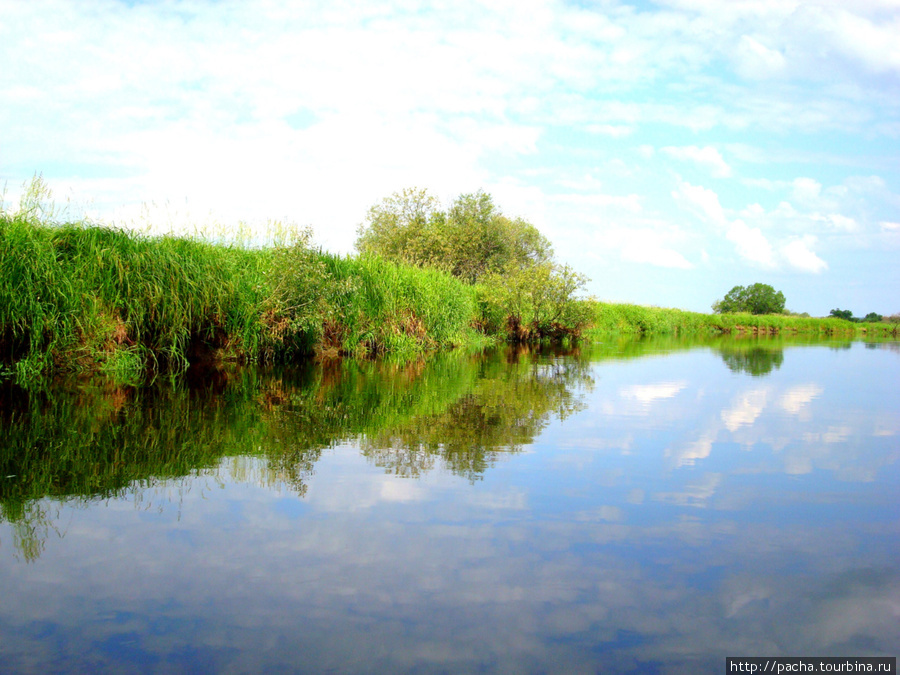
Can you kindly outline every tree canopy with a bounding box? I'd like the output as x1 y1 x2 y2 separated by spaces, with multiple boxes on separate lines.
829 309 884 323
355 188 553 284
829 308 854 321
712 283 786 315
355 188 590 341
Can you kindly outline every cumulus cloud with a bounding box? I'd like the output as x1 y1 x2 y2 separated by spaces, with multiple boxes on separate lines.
2 0 898 312
662 145 732 177
781 236 828 273
727 219 777 267
586 124 633 137
621 244 694 269
672 181 728 226
792 177 822 204
824 214 858 232
667 432 716 468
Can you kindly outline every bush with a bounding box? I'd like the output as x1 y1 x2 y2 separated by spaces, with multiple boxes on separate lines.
476 262 591 341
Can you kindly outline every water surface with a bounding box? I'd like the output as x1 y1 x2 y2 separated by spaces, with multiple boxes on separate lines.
1 337 897 673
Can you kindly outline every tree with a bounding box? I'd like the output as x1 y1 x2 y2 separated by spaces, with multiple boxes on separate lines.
863 312 883 323
829 308 854 321
712 283 786 315
354 187 439 265
355 188 552 283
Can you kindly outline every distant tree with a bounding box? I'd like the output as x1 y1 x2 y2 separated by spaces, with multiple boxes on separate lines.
712 283 786 315
829 308 855 321
863 312 883 323
356 188 553 283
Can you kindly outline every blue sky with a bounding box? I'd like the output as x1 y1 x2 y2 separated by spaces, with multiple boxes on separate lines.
2 0 898 316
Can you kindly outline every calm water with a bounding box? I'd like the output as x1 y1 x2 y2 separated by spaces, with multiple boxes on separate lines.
1 337 898 674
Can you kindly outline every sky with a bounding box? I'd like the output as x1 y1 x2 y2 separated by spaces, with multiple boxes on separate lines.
1 0 899 316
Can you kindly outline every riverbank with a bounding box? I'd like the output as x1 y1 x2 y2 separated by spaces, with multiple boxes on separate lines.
2 208 896 383
1 210 489 382
587 302 899 339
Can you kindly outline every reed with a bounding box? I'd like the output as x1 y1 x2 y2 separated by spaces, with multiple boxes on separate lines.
317 253 483 357
0 199 485 382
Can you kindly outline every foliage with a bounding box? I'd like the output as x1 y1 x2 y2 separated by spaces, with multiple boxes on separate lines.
477 262 592 341
316 253 480 357
0 178 486 381
829 308 854 321
585 302 900 339
828 309 886 324
356 188 593 341
713 283 786 315
355 188 553 283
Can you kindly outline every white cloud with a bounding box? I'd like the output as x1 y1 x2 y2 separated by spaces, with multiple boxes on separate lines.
662 145 732 177
621 244 694 269
792 178 822 204
585 124 633 137
796 4 900 75
2 0 898 314
654 472 722 507
734 35 786 79
825 214 858 232
380 479 426 503
781 236 828 273
727 219 776 267
672 181 727 226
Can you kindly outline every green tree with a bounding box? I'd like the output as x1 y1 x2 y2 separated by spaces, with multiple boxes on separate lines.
863 312 883 323
712 283 786 315
355 188 552 283
829 308 854 321
354 187 439 265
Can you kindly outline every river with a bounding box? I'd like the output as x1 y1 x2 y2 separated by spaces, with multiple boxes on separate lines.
1 336 897 673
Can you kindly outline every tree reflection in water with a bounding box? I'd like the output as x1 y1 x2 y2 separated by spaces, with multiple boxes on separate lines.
0 346 593 558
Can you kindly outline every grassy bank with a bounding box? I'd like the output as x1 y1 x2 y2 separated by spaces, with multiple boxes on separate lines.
0 208 485 382
586 302 899 339
2 196 896 383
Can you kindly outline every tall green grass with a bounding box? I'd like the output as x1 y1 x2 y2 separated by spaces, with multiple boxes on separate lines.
0 212 273 379
0 195 485 382
319 254 483 357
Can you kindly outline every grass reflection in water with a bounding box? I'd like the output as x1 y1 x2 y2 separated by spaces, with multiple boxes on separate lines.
0 345 594 559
